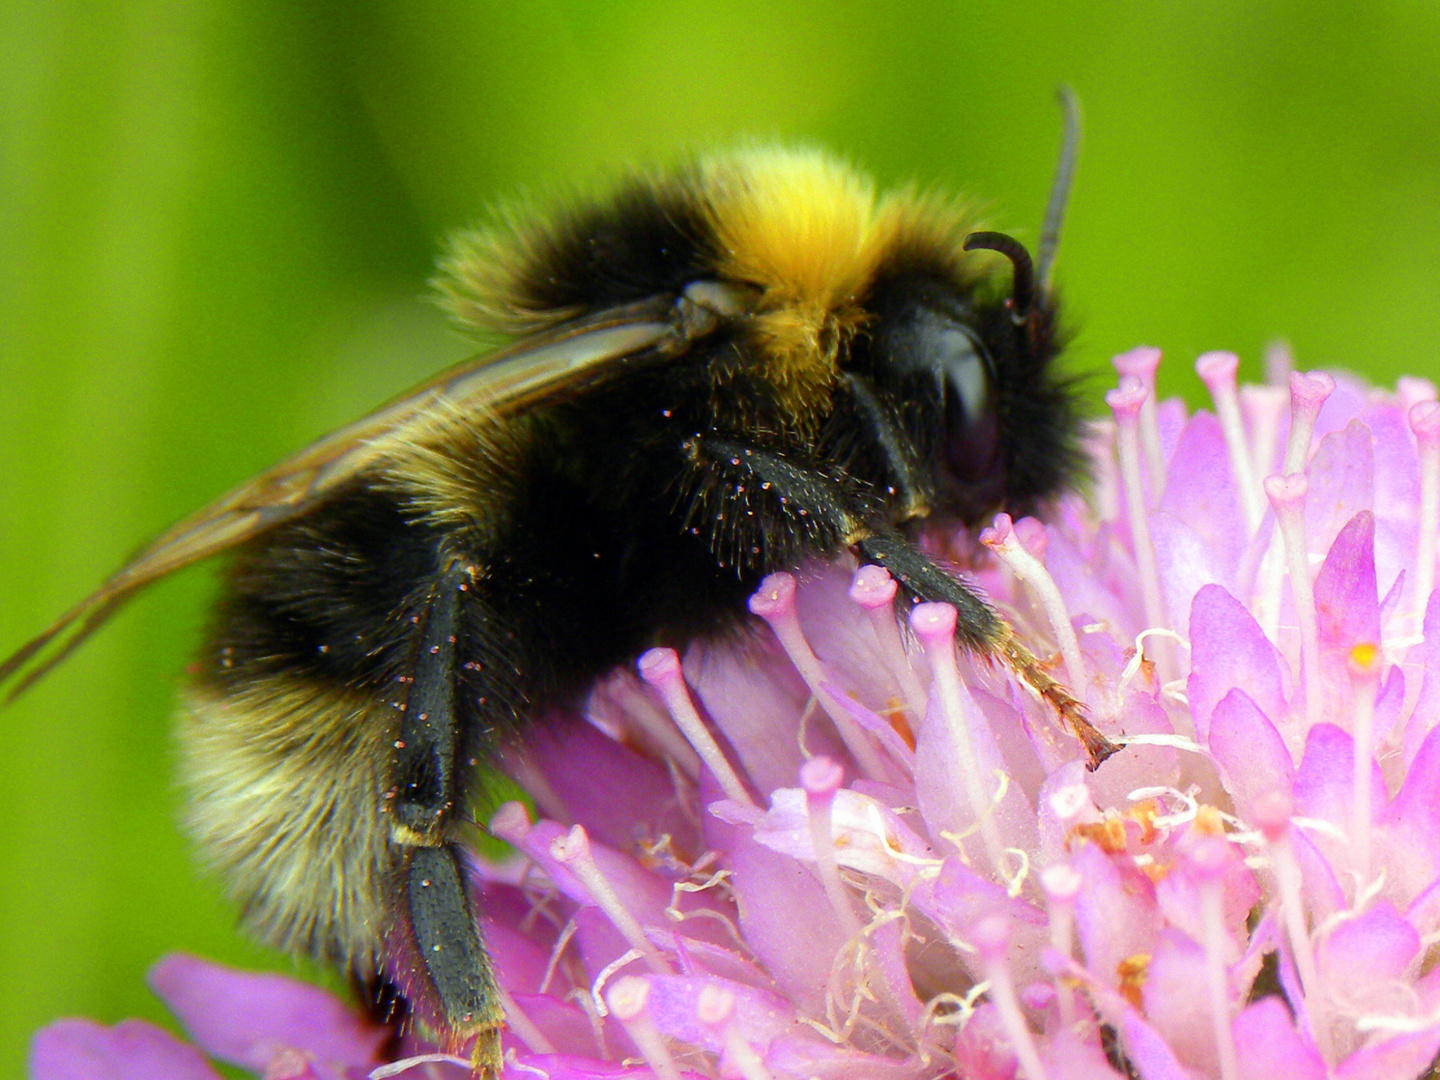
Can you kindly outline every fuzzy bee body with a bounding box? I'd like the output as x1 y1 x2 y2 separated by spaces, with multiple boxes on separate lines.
4 145 1107 1069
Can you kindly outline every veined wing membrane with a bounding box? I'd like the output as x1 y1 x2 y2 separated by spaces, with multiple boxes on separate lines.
0 310 680 699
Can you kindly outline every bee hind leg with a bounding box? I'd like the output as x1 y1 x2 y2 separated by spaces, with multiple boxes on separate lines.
395 843 502 1069
385 561 504 1071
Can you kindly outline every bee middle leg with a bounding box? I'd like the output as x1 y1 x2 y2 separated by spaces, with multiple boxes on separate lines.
386 561 503 1063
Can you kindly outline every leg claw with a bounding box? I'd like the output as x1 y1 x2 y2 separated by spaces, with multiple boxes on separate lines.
1001 632 1120 771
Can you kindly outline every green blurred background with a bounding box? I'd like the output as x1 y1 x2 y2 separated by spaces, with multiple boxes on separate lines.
4 0 1440 1073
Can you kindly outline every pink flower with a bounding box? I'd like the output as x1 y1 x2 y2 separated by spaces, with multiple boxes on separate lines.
32 350 1440 1080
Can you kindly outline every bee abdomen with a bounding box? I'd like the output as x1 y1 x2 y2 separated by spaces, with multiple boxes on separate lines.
178 675 395 970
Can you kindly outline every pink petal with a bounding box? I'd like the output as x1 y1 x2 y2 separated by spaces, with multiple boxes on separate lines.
1403 590 1440 767
641 974 796 1054
717 818 846 1015
1072 843 1161 993
504 1053 699 1080
1151 510 1233 639
1365 404 1421 601
478 884 563 994
518 715 698 854
750 786 933 886
1140 930 1217 1074
1317 900 1420 992
506 994 602 1058
1379 721 1440 902
1373 662 1406 750
1406 874 1440 942
792 559 906 708
524 823 674 928
1035 762 1099 864
569 906 637 985
765 1035 930 1080
1155 396 1190 460
952 1002 1018 1080
1082 691 1180 813
1292 723 1388 837
149 954 387 1075
970 686 1051 801
30 1019 225 1080
913 683 1038 854
683 638 842 793
662 935 777 992
1313 511 1380 652
1209 688 1295 820
1158 411 1246 579
1289 825 1347 923
1232 997 1325 1080
921 856 1047 935
1040 1027 1128 1080
1038 527 1135 634
1075 973 1195 1080
1188 585 1289 744
1305 419 1375 561
1155 834 1260 956
909 858 1047 990
1311 375 1370 438
1333 1024 1440 1080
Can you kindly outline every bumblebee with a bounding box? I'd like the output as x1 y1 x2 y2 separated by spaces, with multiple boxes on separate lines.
3 115 1112 1069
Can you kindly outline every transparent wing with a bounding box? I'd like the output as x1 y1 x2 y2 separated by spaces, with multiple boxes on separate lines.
0 304 682 699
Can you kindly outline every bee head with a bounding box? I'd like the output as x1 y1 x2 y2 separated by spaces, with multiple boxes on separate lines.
857 231 1083 526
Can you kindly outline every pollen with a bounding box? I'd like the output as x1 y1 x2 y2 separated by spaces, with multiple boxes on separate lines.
1070 815 1129 854
1117 954 1151 1008
1349 641 1380 671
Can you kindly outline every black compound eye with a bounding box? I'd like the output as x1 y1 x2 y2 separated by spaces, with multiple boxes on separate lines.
944 362 1001 481
906 312 1000 482
939 325 992 426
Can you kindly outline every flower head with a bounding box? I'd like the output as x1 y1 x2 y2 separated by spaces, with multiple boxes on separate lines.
32 351 1440 1080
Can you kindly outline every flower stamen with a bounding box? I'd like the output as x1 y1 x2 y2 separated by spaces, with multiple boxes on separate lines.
1254 791 1330 1060
849 564 929 719
1265 472 1323 727
550 825 673 974
1040 862 1081 1030
607 976 684 1080
1198 351 1265 533
638 647 755 807
1113 346 1166 505
1190 836 1241 1080
982 513 1088 704
1284 370 1336 474
697 985 776 1080
1348 643 1382 887
495 983 557 1055
912 603 1008 877
802 756 865 936
750 572 889 780
1409 400 1440 625
1108 377 1169 655
970 915 1049 1080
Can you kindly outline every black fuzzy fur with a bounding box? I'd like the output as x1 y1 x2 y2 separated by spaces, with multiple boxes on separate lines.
506 175 716 316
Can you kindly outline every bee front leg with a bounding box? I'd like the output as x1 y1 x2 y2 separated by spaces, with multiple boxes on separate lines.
854 532 1119 769
687 437 1116 769
387 561 503 1069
